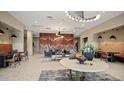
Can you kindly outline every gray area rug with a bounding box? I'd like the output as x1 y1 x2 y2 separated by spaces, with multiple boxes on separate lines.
39 69 120 81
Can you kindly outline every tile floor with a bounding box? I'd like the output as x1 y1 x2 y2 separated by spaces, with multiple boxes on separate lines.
0 54 124 81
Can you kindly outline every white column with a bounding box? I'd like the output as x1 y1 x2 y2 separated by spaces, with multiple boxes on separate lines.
27 30 33 56
12 30 24 52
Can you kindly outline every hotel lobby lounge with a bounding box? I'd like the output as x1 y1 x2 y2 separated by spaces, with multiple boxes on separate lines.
0 11 124 81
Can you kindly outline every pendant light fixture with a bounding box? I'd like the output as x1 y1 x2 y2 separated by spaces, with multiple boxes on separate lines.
65 11 101 23
55 28 64 40
0 29 4 35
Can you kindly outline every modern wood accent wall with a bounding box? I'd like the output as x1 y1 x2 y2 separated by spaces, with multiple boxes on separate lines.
99 42 124 52
39 33 74 53
0 44 12 54
97 26 124 53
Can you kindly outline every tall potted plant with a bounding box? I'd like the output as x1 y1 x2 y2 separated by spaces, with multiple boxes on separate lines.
80 42 96 61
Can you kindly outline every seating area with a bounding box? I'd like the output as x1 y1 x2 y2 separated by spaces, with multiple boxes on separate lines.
0 11 124 81
99 51 124 62
114 51 124 62
0 49 28 68
44 48 75 61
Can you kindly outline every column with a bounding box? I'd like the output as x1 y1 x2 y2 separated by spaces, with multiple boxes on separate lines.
27 30 33 56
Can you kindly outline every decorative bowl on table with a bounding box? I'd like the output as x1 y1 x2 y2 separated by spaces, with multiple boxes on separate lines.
76 57 86 64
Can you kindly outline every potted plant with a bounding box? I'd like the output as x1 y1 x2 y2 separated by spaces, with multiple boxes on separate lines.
80 42 96 61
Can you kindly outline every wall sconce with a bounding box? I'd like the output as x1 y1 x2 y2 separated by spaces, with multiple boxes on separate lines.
109 35 116 39
0 29 4 35
98 35 102 39
11 34 17 38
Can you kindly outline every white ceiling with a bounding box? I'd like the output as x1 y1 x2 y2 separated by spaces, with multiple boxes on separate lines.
8 11 124 37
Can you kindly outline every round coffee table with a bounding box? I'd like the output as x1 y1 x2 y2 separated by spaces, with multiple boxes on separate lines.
60 58 109 80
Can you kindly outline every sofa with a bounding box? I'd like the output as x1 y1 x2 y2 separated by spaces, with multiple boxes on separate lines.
114 51 124 62
44 50 52 57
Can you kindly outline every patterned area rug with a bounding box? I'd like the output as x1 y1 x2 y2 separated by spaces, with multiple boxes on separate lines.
41 57 59 63
39 69 120 81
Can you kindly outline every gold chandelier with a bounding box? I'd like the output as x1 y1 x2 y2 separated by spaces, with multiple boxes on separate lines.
54 28 64 40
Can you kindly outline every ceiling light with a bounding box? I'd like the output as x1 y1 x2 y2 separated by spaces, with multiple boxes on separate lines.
93 18 97 21
65 11 101 23
55 28 64 40
86 19 90 22
96 14 101 20
34 21 38 24
83 19 86 23
75 19 78 22
65 11 68 14
47 16 53 19
68 15 72 19
71 17 75 20
79 19 83 22
90 19 93 22
66 13 69 16
102 11 105 13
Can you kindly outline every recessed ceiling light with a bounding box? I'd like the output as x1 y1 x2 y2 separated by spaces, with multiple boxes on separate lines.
34 21 38 24
62 28 67 30
31 25 43 27
47 16 53 19
74 27 84 29
45 27 51 30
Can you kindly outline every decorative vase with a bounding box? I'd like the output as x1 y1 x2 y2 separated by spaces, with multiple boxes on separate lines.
84 52 93 61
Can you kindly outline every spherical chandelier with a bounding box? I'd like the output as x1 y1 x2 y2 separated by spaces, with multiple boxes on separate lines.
65 11 101 23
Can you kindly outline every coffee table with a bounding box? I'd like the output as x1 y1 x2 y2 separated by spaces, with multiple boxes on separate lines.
60 58 109 80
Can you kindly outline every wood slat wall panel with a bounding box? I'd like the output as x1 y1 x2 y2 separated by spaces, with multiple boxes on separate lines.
99 42 124 52
0 44 12 54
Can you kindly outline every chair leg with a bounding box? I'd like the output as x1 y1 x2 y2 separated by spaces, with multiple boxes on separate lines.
19 61 21 65
9 63 12 68
24 57 27 61
9 62 15 68
14 63 16 68
17 60 21 65
27 56 29 60
26 56 29 61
